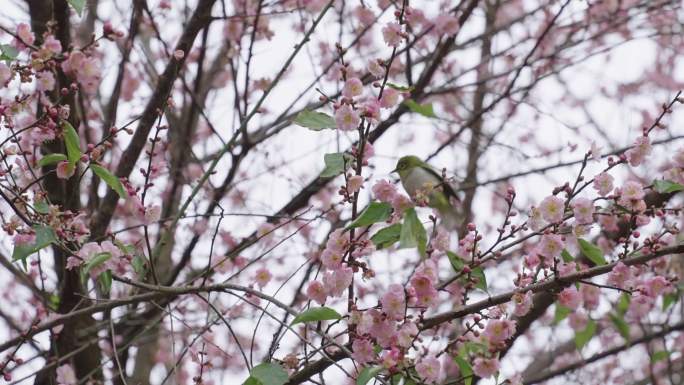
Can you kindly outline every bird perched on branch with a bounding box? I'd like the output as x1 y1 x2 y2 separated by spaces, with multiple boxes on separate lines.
393 155 462 230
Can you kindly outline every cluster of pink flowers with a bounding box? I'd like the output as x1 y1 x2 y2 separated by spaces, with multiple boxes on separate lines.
625 135 652 167
616 180 646 213
372 179 413 216
61 51 102 94
306 229 373 305
66 240 130 277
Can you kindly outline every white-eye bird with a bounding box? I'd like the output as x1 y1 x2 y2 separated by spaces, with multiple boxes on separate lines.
393 155 461 229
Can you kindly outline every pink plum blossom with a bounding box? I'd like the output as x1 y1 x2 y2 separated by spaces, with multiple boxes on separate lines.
538 234 564 258
56 161 75 179
473 357 500 378
539 196 565 223
483 319 516 344
351 338 375 364
416 356 441 384
382 23 403 47
306 280 327 305
572 198 594 224
335 104 361 131
625 136 652 167
342 78 363 98
558 286 582 310
381 284 406 320
372 180 397 202
254 268 272 288
593 172 614 196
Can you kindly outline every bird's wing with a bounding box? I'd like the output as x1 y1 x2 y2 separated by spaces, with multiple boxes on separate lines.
421 163 460 202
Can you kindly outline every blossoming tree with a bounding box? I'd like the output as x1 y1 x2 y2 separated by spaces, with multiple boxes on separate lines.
0 1 683 385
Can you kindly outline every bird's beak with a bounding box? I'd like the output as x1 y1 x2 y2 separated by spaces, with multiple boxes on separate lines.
390 167 398 174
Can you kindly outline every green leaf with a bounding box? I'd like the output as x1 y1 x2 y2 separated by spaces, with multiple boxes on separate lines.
446 251 465 272
386 83 413 92
651 350 669 363
12 225 57 267
461 341 488 356
404 99 436 118
67 0 86 16
471 267 488 292
578 239 606 266
99 270 112 295
48 294 60 311
320 152 351 178
609 313 630 341
574 318 596 350
653 179 684 194
33 200 50 214
662 291 678 310
132 255 147 277
0 44 19 62
347 202 392 229
91 164 127 199
399 208 427 256
561 249 574 263
38 153 68 167
554 304 570 324
370 224 402 249
80 252 112 285
453 355 473 385
291 306 342 325
617 293 631 316
293 110 336 131
357 366 382 385
62 121 82 165
244 377 260 385
244 363 288 385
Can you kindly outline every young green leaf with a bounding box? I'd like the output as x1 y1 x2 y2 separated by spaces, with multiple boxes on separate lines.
12 225 57 267
244 362 288 385
132 255 147 276
578 239 606 265
347 202 392 229
554 304 570 324
80 252 112 285
38 153 68 167
662 292 678 311
470 267 488 292
617 293 631 316
561 249 574 263
386 83 414 92
453 355 473 385
320 153 350 178
370 224 402 249
574 318 596 350
446 251 465 272
357 366 383 385
293 110 336 130
651 350 670 363
0 44 18 62
653 179 684 194
291 306 342 325
91 164 127 199
609 313 630 341
67 0 86 16
62 121 82 165
33 200 51 214
99 270 113 295
404 99 437 118
399 208 427 256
